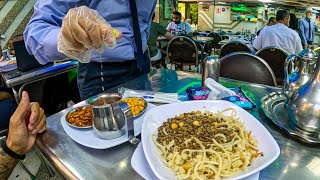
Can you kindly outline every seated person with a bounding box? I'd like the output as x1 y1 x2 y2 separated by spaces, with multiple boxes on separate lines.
166 11 192 34
148 13 173 62
0 87 17 128
185 19 197 32
257 17 276 36
0 57 17 128
253 10 303 55
0 91 46 179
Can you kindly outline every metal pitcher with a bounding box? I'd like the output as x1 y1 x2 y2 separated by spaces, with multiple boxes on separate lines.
87 93 139 143
283 49 318 100
287 55 320 133
202 56 220 87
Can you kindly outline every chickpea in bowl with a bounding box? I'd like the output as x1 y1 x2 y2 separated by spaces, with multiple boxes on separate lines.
122 97 147 117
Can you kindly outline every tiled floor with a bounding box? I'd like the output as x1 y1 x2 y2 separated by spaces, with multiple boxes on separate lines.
8 149 63 180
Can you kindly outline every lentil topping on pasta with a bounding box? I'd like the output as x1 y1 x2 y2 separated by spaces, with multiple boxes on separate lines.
153 108 263 180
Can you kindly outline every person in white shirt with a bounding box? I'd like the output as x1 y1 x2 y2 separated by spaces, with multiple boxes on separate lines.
253 10 303 55
166 11 192 34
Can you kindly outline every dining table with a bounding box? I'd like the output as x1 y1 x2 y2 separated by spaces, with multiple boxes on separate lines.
36 69 320 180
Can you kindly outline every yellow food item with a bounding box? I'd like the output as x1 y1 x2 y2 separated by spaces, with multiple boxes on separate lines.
179 122 184 128
192 120 200 126
171 123 178 129
182 163 191 171
122 97 146 116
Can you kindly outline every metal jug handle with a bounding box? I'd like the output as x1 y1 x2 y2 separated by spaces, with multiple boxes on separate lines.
283 55 297 97
116 101 140 144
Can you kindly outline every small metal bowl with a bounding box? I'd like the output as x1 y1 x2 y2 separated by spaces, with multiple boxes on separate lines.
66 106 93 129
122 97 148 118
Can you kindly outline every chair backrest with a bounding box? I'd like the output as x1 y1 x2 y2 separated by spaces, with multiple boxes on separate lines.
206 32 222 48
219 41 253 59
220 52 277 86
167 36 198 65
256 47 288 85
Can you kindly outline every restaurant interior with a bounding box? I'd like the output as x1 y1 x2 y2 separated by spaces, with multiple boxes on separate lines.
0 0 320 179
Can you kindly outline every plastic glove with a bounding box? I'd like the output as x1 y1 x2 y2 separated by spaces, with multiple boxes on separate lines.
58 6 122 63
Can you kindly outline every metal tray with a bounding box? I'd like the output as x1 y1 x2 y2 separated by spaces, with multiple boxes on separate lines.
261 92 320 144
66 106 93 129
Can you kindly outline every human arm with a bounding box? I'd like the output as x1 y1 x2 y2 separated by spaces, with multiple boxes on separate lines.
0 148 18 179
158 24 173 40
312 23 315 43
0 91 46 179
24 1 121 64
166 22 176 33
253 29 263 50
295 34 303 54
298 19 307 47
24 0 80 64
163 32 173 40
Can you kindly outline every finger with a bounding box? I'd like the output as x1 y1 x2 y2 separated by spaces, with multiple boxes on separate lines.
61 17 88 52
31 115 46 135
71 22 92 49
11 91 30 124
69 8 93 49
38 122 47 134
28 102 40 125
78 16 102 49
28 107 44 131
100 25 116 45
38 115 47 134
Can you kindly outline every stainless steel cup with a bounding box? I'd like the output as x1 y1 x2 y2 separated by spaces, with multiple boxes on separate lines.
87 93 135 140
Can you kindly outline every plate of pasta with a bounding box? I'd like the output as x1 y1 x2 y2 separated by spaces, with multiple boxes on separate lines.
141 100 280 180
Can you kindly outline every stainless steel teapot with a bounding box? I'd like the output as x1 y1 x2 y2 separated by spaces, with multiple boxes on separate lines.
283 49 318 100
87 93 139 144
287 55 320 133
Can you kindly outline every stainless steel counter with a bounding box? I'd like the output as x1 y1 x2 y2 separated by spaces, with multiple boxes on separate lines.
36 69 320 180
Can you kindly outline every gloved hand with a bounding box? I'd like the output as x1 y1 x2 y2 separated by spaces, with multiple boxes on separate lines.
58 6 122 63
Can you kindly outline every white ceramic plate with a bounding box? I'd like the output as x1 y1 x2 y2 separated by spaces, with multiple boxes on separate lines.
131 143 260 180
142 100 280 180
61 103 156 149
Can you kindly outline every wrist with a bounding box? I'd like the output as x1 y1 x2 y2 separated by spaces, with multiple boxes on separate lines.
6 137 23 155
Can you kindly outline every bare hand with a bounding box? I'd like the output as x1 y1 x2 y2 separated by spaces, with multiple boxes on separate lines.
6 91 46 155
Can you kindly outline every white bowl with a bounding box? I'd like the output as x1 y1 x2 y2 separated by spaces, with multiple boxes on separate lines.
141 100 280 180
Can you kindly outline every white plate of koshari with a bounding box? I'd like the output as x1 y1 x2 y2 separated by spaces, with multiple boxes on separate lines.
142 100 280 180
